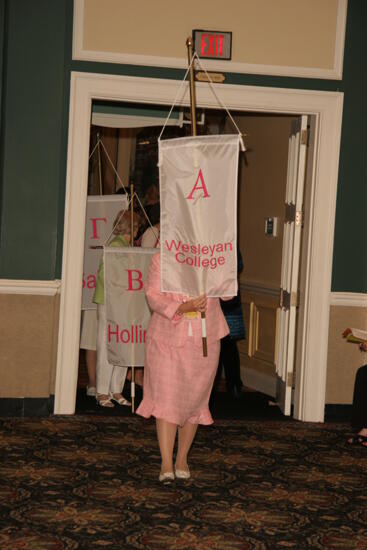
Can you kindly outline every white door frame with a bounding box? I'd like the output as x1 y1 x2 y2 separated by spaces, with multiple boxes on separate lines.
276 115 309 416
54 71 343 421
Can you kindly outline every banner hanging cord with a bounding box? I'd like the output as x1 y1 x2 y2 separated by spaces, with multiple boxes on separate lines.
193 53 246 151
133 191 160 241
158 55 196 142
89 140 100 160
97 139 128 195
158 51 246 152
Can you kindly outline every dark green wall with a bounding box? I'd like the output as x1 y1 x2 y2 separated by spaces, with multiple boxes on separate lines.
0 0 366 291
331 1 367 292
0 0 7 235
0 0 68 278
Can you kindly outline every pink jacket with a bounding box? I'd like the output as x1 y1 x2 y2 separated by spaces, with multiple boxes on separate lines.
145 253 230 347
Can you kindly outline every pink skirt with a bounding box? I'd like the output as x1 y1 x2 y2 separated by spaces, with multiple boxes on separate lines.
136 337 220 426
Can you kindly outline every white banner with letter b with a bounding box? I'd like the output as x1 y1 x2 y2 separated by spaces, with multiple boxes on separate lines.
104 247 155 367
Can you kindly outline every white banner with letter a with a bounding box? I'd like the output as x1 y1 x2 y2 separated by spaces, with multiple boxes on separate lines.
159 134 240 297
104 247 155 367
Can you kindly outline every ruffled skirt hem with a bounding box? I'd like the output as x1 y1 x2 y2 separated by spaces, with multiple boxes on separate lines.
136 398 213 427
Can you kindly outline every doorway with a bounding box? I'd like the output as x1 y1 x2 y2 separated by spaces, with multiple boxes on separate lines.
235 113 305 408
76 105 299 416
54 73 343 422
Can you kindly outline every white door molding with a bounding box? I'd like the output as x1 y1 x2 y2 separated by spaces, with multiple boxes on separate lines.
54 72 343 421
330 292 367 307
0 279 61 296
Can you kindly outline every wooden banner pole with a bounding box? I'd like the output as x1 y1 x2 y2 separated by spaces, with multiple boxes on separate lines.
186 37 197 136
186 37 208 357
130 182 136 412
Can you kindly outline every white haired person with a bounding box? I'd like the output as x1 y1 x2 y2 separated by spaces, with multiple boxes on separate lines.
93 209 139 408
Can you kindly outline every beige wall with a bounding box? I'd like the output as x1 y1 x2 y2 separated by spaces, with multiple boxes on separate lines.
237 114 295 289
232 114 294 391
0 293 59 398
326 305 367 404
82 0 339 70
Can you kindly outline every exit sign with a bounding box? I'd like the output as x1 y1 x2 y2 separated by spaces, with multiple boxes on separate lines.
193 29 232 60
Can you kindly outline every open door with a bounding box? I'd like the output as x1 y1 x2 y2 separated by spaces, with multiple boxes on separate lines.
275 115 308 415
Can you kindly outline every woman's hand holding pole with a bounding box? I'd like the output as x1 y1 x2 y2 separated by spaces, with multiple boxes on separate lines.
176 294 207 316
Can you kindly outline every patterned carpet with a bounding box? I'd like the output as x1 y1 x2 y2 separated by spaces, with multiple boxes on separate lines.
0 416 366 549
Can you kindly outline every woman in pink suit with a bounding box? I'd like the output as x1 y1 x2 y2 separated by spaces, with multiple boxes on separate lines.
137 252 230 482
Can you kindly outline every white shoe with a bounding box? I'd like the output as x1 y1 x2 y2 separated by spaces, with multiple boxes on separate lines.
175 468 190 479
159 472 175 482
96 394 114 408
109 392 131 407
86 386 96 397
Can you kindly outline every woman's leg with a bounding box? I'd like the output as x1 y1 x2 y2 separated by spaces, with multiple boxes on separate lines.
96 304 114 404
86 350 97 388
109 366 131 405
176 422 198 471
135 367 144 386
80 309 97 392
156 418 177 474
110 366 128 395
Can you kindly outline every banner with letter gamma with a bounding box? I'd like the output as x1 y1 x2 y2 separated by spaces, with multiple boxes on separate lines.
82 194 128 310
159 134 240 297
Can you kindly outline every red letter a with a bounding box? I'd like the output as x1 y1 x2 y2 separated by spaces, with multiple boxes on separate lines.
186 169 210 200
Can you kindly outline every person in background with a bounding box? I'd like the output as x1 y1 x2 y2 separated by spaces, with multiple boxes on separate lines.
141 203 160 248
347 341 367 447
137 253 231 482
144 183 159 207
80 188 131 401
218 249 245 399
93 209 138 408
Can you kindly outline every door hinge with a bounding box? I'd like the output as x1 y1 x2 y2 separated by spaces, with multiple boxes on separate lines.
285 204 303 226
285 203 296 223
295 210 303 227
280 289 300 309
280 289 290 309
